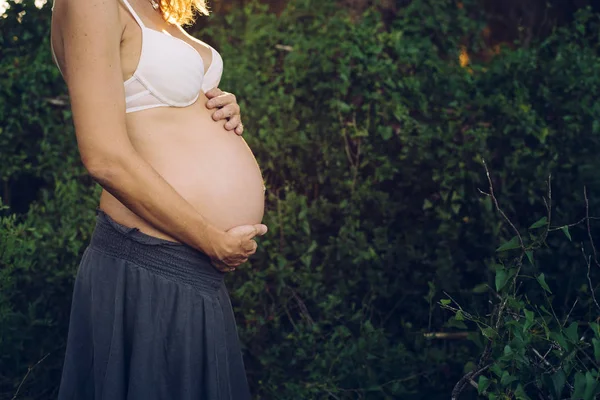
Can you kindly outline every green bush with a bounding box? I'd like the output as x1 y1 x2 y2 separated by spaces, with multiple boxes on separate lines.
441 167 600 399
1 0 600 398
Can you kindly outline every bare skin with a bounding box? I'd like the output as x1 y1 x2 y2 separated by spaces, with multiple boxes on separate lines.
50 0 267 270
205 87 246 136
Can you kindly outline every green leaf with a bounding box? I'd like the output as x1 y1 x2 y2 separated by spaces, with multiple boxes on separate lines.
561 225 572 241
525 250 534 266
572 372 586 400
507 296 523 310
550 369 566 399
512 327 525 349
583 371 597 400
523 309 534 332
455 310 464 321
481 327 497 339
500 370 518 386
536 273 552 293
515 383 531 400
463 361 476 373
446 316 468 330
495 268 509 291
467 331 483 348
490 364 503 378
440 299 451 305
590 322 600 339
540 305 552 315
496 236 521 252
477 375 490 395
564 322 579 343
472 283 488 293
529 216 548 229
592 338 600 362
550 331 569 351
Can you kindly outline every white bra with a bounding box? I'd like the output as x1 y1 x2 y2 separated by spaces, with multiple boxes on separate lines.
50 0 224 113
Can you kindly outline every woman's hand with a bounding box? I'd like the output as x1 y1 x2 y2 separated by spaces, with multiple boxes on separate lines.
209 223 268 272
205 88 244 136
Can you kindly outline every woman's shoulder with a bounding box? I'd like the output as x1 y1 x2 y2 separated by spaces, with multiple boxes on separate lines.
51 0 125 83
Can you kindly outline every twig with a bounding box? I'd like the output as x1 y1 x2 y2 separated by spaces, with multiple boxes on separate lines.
275 44 293 52
476 158 526 253
12 353 50 400
276 190 285 253
582 248 600 313
451 166 600 399
283 302 299 332
423 332 472 339
546 173 552 226
563 298 579 328
453 159 521 399
584 186 600 270
451 364 491 400
338 112 356 167
290 288 314 326
548 216 600 232
44 96 69 107
582 186 600 312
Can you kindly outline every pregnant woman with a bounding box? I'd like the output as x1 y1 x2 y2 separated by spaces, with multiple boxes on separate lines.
50 0 266 398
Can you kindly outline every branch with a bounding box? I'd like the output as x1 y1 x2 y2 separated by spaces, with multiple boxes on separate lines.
12 353 50 400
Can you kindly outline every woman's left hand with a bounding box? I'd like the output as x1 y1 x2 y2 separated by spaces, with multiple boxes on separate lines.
205 87 244 136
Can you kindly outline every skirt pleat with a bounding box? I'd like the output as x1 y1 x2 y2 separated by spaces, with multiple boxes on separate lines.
58 208 251 400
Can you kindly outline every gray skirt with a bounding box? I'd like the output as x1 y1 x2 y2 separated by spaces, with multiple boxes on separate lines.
58 208 251 400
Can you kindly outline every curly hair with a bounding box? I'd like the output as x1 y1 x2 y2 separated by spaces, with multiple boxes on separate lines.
158 0 209 26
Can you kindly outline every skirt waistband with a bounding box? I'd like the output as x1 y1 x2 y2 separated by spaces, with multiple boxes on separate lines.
89 208 225 292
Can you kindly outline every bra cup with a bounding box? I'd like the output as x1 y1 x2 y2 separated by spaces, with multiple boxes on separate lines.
49 0 225 113
138 30 204 106
202 50 224 93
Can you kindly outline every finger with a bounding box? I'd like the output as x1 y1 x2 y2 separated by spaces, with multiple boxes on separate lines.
206 92 228 109
205 87 223 102
224 267 236 273
223 257 246 269
253 224 268 236
212 259 230 272
214 258 241 271
207 92 235 109
222 103 241 119
243 225 259 240
246 241 258 255
242 239 257 252
225 115 241 131
234 123 244 136
212 104 239 121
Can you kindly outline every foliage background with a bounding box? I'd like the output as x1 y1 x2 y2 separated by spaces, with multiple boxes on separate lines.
1 0 600 398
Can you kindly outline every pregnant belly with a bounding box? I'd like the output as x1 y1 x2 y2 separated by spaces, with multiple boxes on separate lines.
148 129 266 231
102 102 265 237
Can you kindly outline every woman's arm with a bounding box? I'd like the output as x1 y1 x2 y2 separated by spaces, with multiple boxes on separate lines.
52 0 265 267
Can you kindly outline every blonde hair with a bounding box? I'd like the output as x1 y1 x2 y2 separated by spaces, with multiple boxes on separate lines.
158 0 209 26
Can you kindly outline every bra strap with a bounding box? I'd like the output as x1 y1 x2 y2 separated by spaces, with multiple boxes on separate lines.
120 0 146 28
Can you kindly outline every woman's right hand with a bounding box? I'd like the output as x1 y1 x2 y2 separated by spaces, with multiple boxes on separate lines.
209 224 268 272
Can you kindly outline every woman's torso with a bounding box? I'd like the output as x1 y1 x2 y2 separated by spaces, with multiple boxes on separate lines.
52 0 265 239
